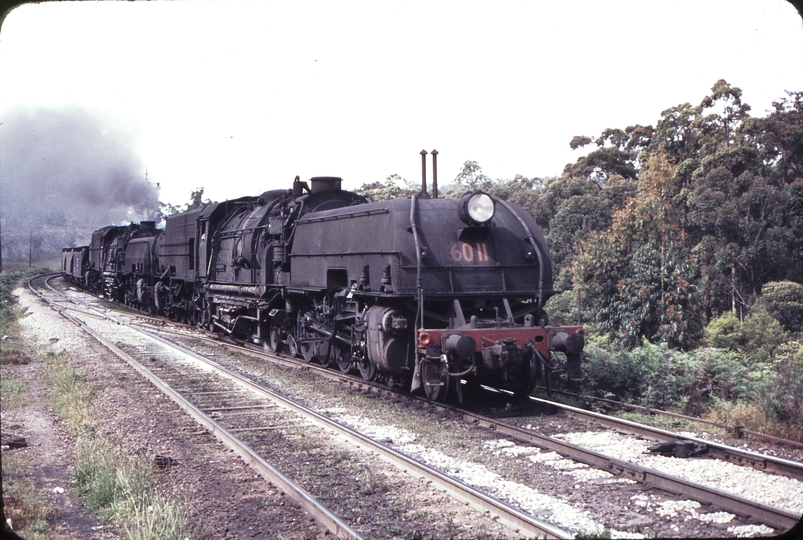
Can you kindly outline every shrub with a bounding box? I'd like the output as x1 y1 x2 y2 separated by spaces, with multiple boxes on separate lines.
544 289 583 327
755 281 803 334
758 341 803 431
705 312 740 350
582 342 750 415
705 307 788 363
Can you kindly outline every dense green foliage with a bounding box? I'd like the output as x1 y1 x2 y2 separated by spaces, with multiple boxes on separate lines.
581 340 803 433
570 82 803 345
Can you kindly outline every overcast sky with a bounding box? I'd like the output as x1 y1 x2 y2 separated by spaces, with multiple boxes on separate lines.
1 0 802 209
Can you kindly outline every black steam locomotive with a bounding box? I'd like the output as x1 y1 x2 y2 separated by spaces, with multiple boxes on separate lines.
63 155 584 402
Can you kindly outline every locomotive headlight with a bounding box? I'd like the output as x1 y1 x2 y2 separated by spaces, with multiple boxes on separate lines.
459 192 495 225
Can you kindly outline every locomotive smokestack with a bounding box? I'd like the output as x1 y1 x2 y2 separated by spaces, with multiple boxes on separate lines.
431 149 439 199
420 149 428 196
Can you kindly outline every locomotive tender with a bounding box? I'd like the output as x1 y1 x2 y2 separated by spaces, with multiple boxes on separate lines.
63 154 584 402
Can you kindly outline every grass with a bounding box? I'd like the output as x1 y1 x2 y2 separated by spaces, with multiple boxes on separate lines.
0 370 28 409
0 267 190 540
1 458 65 539
1 269 73 539
41 351 191 540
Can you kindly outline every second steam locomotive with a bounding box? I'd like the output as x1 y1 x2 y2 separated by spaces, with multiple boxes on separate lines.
63 153 584 402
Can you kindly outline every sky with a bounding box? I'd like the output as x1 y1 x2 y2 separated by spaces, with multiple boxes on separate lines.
1 0 802 215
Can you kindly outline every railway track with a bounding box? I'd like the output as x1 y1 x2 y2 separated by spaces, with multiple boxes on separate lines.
126 307 803 533
140 313 803 533
30 274 573 539
523 396 803 481
541 388 803 450
37 275 803 535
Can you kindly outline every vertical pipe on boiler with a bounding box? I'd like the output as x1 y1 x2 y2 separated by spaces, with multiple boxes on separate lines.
420 149 428 196
431 149 439 199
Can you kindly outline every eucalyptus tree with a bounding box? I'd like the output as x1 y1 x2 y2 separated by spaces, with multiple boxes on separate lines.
574 151 704 349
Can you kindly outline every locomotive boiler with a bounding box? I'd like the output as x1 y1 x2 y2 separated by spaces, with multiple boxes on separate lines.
63 153 584 402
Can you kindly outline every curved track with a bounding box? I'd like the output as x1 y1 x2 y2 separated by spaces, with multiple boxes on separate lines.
31 274 574 539
29 273 362 539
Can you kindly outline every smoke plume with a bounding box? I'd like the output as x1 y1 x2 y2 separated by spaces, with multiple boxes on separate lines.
0 106 160 263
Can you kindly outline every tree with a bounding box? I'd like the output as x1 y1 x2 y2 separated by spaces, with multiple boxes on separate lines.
569 80 803 321
683 83 802 318
753 91 803 185
159 187 212 219
486 174 541 201
187 187 210 211
355 174 417 202
574 151 704 349
453 160 493 192
755 281 803 334
517 173 635 291
565 124 650 182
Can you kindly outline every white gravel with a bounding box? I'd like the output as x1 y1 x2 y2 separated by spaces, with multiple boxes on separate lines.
327 410 640 537
552 430 803 515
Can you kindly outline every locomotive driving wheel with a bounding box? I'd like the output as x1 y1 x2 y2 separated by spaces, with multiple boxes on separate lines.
300 341 315 363
267 324 282 353
286 335 299 358
333 345 352 373
318 342 333 368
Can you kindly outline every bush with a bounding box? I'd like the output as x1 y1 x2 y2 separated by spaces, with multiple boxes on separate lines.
581 341 750 415
544 289 583 327
758 341 803 430
581 337 803 439
705 312 740 350
755 281 803 334
705 307 788 363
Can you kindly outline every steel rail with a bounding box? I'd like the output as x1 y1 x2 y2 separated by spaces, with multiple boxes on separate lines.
49 275 803 532
139 321 802 533
139 317 803 530
454 407 801 531
137 327 573 539
29 276 364 540
543 388 803 449
37 275 573 538
157 320 803 481
528 396 803 481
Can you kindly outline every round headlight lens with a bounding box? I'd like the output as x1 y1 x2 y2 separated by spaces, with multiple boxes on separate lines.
466 193 494 223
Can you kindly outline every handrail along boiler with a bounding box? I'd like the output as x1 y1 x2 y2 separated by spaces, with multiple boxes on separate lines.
62 153 584 401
